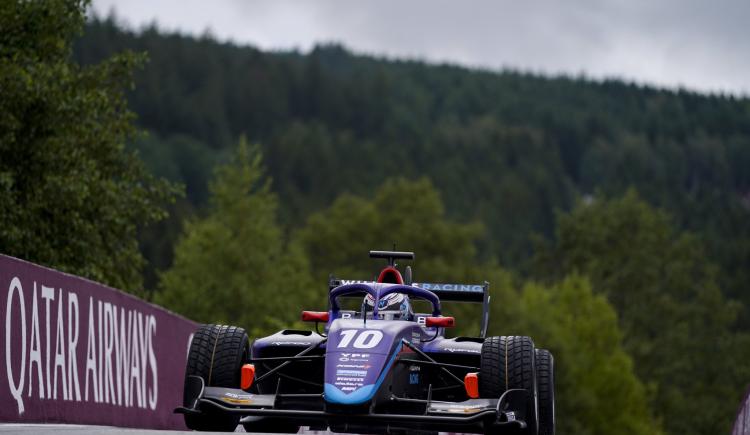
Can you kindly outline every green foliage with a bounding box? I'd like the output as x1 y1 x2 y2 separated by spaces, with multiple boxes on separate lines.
491 275 662 435
295 177 484 285
0 0 177 293
72 21 750 321
294 177 488 331
131 133 222 206
131 133 223 290
156 139 314 336
535 191 749 434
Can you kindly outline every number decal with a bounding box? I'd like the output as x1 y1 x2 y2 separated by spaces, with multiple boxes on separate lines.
353 330 382 348
338 329 358 348
337 330 384 349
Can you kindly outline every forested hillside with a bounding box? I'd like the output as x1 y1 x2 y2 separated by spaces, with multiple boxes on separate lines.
74 19 750 314
64 16 750 435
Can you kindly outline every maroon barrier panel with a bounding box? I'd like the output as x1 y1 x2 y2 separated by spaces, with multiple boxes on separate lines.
0 254 198 429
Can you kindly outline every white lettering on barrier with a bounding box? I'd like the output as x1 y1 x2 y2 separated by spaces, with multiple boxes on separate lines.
53 289 68 400
42 285 54 398
68 292 80 401
29 284 43 399
148 315 157 410
84 297 99 402
3 276 163 415
137 312 147 407
104 302 114 404
97 300 103 403
116 308 130 407
130 313 142 407
5 277 27 414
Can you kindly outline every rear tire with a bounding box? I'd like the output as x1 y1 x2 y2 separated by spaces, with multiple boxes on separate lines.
535 349 555 435
183 324 249 432
479 336 538 434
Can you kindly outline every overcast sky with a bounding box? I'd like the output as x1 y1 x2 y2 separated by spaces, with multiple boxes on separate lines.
92 0 750 96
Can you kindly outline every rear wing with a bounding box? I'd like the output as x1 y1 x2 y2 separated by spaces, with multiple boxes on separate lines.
328 278 491 337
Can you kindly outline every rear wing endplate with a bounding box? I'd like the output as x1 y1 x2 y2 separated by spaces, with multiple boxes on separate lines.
328 278 491 337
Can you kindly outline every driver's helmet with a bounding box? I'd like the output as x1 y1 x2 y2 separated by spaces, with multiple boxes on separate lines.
363 293 414 321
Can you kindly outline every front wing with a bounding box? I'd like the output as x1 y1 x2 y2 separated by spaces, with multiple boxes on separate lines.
176 375 529 433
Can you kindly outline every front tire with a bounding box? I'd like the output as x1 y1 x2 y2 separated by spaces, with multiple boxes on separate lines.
183 324 249 432
535 349 555 435
479 336 538 434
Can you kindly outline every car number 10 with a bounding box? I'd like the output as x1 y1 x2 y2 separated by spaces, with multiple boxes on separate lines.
337 330 383 349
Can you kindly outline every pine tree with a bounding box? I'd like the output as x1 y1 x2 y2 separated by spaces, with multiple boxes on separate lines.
157 139 314 335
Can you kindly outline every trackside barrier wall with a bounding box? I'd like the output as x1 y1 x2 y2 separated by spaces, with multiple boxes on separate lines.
0 254 197 429
734 386 750 435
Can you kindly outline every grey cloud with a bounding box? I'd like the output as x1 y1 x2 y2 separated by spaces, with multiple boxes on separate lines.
92 0 750 95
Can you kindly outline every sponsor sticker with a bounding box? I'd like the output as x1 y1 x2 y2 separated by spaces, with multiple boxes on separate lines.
338 353 370 362
415 283 484 292
336 377 365 382
444 347 481 354
439 404 483 414
221 397 253 404
224 392 254 399
222 392 254 404
336 369 367 376
337 280 484 293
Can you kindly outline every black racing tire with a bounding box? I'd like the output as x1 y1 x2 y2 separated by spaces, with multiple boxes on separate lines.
479 336 538 434
183 324 249 432
535 349 555 435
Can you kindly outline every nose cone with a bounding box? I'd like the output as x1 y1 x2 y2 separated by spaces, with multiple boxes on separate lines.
324 319 404 405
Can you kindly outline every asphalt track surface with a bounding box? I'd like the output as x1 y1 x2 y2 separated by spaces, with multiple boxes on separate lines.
0 424 308 434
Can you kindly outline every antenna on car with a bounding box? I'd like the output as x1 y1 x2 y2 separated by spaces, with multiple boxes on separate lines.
362 299 367 326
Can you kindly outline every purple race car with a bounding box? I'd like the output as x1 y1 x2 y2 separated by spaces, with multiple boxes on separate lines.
176 251 555 434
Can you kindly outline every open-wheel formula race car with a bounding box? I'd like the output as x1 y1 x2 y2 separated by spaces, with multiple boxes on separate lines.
176 250 555 434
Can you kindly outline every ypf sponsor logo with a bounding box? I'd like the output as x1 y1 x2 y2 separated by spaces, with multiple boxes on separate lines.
338 353 370 362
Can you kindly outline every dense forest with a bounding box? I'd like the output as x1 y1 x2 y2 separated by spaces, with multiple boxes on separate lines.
2 2 749 434
73 18 750 316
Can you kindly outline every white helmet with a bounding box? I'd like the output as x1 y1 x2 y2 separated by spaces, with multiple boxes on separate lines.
363 293 413 321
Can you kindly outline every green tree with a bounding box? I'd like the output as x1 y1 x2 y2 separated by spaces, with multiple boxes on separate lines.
0 0 177 292
295 177 484 286
490 274 662 435
74 20 750 310
534 190 749 434
156 140 314 336
130 133 222 290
